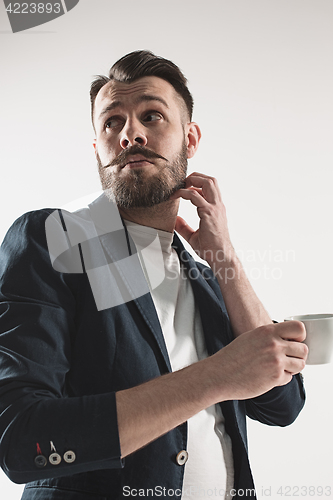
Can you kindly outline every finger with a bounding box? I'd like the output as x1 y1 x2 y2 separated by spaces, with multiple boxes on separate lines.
170 187 203 200
187 171 215 181
274 320 307 343
285 340 309 361
283 354 306 375
174 216 195 243
188 187 203 194
170 188 209 209
184 175 219 204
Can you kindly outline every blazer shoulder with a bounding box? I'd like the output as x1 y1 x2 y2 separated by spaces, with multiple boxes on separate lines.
2 208 59 241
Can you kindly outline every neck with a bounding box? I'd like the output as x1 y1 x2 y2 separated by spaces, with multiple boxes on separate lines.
118 199 179 233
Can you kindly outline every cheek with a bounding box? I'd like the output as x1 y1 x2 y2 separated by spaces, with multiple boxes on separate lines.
156 129 184 157
96 137 117 159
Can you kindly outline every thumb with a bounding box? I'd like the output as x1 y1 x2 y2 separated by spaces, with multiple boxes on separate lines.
174 216 195 243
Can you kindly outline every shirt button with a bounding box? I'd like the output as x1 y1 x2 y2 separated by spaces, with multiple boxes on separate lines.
34 455 47 468
63 450 76 463
49 452 62 465
176 450 188 465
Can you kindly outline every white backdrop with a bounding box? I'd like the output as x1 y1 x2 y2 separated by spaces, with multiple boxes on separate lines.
0 1 332 498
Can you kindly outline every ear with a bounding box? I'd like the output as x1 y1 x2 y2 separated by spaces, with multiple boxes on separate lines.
92 139 97 155
185 122 201 159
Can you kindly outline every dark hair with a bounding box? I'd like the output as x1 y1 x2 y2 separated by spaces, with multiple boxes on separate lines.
90 50 194 126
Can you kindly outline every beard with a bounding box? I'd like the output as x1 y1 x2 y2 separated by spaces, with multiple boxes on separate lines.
97 141 188 209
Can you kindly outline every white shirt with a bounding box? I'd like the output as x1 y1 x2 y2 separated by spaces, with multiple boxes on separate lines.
125 221 234 499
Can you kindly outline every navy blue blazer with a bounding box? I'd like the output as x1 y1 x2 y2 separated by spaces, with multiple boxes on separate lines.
0 204 305 500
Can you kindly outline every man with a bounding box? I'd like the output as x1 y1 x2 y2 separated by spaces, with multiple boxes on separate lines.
0 51 307 499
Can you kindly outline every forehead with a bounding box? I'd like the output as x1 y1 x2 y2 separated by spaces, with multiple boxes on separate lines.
94 76 181 120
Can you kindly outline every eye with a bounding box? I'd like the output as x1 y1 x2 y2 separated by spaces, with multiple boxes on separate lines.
143 112 162 123
105 116 123 129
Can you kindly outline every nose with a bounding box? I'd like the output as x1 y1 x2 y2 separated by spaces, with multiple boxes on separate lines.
120 118 148 149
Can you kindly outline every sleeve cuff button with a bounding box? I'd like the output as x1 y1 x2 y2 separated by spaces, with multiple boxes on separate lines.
34 455 47 468
64 450 76 463
49 453 62 465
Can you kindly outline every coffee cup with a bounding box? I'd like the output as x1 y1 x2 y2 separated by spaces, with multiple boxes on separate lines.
284 314 333 365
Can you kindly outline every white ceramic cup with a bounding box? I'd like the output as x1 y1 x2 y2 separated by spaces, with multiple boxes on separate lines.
284 314 333 365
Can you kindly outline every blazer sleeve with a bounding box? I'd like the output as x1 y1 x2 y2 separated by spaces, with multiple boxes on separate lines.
244 373 305 426
0 210 123 484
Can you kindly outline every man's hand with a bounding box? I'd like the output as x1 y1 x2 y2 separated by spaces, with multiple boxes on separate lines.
171 172 273 336
207 320 308 401
171 172 234 264
116 321 307 457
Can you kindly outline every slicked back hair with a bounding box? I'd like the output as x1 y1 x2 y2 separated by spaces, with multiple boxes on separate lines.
90 50 194 128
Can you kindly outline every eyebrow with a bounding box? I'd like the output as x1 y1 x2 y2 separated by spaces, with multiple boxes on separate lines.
98 94 169 120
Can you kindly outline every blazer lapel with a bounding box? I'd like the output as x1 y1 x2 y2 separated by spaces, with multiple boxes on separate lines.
172 233 234 355
133 293 172 373
99 231 172 373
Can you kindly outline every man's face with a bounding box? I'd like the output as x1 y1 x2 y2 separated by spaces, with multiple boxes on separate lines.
93 76 191 208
